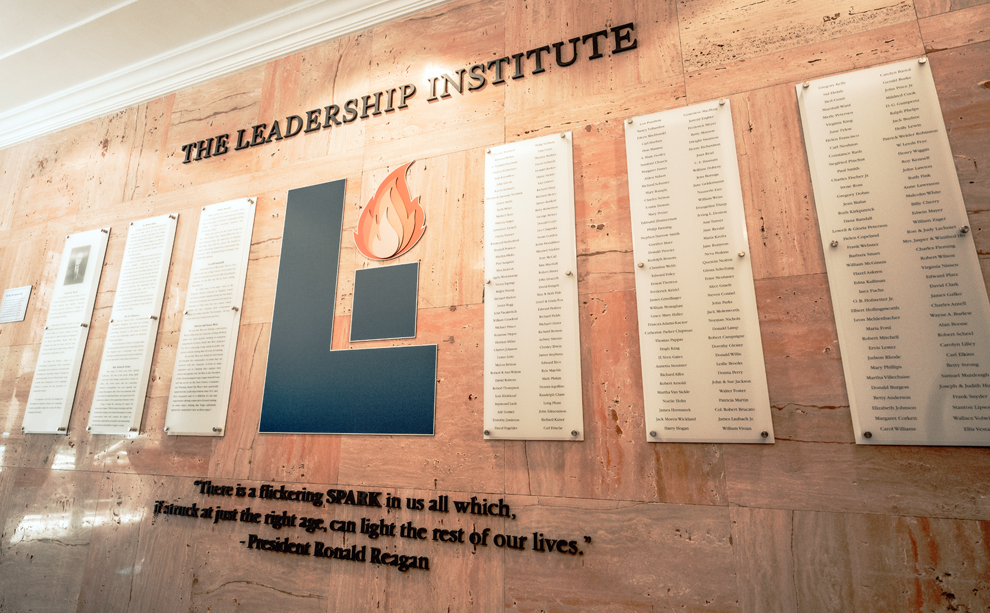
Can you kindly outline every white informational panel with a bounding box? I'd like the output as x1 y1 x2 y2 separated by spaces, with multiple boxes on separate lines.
624 101 775 443
165 198 255 436
88 214 177 434
483 133 585 440
798 58 990 446
0 285 32 323
22 228 109 434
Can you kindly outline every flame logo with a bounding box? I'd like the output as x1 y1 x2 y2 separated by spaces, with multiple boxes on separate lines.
354 161 426 260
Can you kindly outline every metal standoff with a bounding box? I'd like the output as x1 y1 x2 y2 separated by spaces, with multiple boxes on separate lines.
960 225 970 234
212 427 222 433
649 430 657 438
231 306 239 312
761 431 769 438
637 262 644 268
626 118 633 124
183 310 189 315
484 429 491 436
802 81 810 88
919 57 927 64
863 431 873 439
163 426 170 433
571 430 579 437
129 427 138 432
150 315 158 320
80 323 88 328
100 228 109 233
560 133 566 139
565 270 573 276
109 319 114 324
719 99 726 106
168 214 176 219
486 148 491 154
57 427 66 432
130 222 134 226
830 240 839 248
86 426 92 431
737 251 746 258
485 279 491 284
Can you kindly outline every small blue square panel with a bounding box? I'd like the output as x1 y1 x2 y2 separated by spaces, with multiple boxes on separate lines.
350 262 419 342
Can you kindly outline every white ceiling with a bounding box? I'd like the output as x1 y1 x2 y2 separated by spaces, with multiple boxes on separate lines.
0 0 449 150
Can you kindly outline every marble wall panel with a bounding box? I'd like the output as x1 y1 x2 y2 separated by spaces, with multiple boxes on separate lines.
920 3 990 50
157 67 267 193
76 473 144 612
725 440 990 520
732 506 990 612
0 140 33 232
363 0 506 168
0 468 102 612
729 507 798 613
504 499 738 612
254 32 371 170
792 510 990 611
0 344 37 468
685 22 925 102
678 0 917 72
501 0 683 130
731 85 826 280
929 41 990 208
754 274 852 444
915 0 990 18
7 121 97 231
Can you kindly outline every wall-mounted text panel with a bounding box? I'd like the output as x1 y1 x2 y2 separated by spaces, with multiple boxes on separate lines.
23 228 109 434
798 58 990 446
165 199 255 436
625 101 774 444
483 133 584 441
88 214 177 435
0 285 32 324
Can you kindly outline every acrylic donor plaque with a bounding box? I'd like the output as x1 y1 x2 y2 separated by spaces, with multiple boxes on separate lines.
165 199 255 436
624 101 774 444
0 285 32 324
88 214 177 434
798 58 990 446
22 228 109 434
483 132 584 440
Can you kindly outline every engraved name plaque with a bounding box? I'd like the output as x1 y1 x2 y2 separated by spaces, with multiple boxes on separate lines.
483 133 584 441
625 101 774 443
798 58 990 446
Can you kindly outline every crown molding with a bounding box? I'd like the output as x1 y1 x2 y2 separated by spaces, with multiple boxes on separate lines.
0 0 451 150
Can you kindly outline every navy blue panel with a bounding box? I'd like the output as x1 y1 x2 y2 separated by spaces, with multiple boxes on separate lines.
350 262 419 341
260 179 436 435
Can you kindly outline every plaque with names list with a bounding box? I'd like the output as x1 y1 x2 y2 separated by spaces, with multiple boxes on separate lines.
798 58 990 446
625 101 775 444
483 133 585 441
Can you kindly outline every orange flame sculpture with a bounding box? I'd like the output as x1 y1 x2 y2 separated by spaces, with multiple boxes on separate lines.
354 161 427 260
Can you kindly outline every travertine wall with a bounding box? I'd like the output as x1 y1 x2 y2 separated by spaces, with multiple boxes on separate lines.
0 0 988 610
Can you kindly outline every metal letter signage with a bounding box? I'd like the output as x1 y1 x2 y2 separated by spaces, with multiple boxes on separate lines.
259 179 437 435
798 58 990 446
